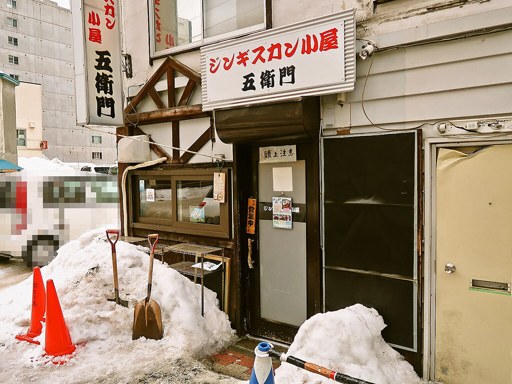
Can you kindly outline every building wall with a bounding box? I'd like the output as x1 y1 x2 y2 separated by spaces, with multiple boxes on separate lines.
15 81 43 157
0 76 18 163
0 0 116 163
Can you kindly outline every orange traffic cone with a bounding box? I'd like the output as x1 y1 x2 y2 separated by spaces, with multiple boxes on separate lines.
44 279 76 358
16 266 46 344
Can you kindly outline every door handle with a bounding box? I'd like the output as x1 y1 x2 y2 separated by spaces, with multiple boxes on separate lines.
247 238 255 269
444 263 456 274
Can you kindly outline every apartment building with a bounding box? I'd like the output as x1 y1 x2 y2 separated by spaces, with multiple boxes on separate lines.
0 0 116 163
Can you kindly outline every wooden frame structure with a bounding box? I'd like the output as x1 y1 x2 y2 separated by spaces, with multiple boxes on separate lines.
119 56 213 164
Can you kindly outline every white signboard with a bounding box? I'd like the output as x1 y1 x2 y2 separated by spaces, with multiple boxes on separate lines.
201 10 355 111
72 0 123 126
259 145 297 163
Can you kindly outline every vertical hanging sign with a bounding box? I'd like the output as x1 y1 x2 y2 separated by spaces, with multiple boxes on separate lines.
72 0 123 126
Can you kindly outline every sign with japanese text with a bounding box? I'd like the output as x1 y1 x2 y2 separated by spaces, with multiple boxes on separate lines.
72 0 123 126
200 10 355 111
259 145 297 163
153 0 178 52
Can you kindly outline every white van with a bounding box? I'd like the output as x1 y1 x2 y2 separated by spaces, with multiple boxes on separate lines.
0 168 119 267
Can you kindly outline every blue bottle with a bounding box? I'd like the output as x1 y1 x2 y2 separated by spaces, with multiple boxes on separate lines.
249 342 275 384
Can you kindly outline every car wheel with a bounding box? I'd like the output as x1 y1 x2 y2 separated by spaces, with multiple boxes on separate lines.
23 235 59 268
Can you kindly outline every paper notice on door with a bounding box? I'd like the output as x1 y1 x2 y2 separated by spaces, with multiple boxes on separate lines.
272 196 293 229
273 167 293 191
213 172 225 202
146 188 155 202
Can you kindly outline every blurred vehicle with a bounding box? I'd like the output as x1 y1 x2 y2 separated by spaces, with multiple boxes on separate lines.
0 168 119 267
80 164 118 175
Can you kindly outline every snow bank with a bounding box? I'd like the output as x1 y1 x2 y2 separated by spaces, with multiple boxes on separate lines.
274 304 423 384
18 157 74 170
0 229 236 383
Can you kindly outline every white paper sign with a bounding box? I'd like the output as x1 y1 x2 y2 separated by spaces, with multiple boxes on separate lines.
146 188 155 202
273 167 293 192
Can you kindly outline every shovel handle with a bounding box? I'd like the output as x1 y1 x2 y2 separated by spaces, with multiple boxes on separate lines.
147 234 159 299
106 229 120 253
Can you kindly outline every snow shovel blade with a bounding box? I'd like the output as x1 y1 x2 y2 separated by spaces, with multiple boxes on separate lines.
132 233 163 340
132 298 163 340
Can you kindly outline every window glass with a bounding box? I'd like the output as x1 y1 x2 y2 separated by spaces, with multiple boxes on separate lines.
43 180 86 206
9 55 19 64
7 17 18 27
7 0 17 9
92 151 102 160
16 129 26 146
92 135 102 144
176 180 220 224
152 0 265 53
91 181 118 203
139 179 172 220
8 36 18 46
0 181 16 209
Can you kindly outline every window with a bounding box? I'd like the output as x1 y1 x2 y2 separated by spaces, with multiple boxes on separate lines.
7 17 18 28
8 55 18 65
132 169 230 238
7 0 16 9
91 135 102 144
16 129 26 146
10 74 19 80
8 36 18 46
92 151 102 160
151 0 267 55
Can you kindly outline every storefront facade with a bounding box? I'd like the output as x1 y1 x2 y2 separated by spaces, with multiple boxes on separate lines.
95 0 512 382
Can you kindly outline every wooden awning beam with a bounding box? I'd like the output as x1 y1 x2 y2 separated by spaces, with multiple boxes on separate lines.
125 104 209 125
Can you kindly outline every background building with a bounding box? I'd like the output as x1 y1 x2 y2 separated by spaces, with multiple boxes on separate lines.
0 0 116 163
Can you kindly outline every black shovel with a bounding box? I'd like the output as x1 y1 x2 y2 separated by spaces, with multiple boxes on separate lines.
106 229 128 307
132 234 163 340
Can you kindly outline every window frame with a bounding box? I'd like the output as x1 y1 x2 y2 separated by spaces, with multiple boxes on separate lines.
16 129 26 147
92 151 103 160
7 17 18 28
7 0 16 9
8 55 19 65
8 36 18 46
91 135 102 144
148 0 270 58
130 168 231 239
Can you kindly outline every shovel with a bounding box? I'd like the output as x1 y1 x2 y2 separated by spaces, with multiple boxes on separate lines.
132 233 163 340
106 229 128 307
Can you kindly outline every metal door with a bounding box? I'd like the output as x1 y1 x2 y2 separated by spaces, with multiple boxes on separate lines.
435 145 512 383
249 158 308 341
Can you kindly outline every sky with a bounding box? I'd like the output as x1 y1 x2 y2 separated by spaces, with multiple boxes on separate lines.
0 160 424 384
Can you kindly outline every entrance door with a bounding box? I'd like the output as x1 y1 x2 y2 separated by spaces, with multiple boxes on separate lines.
247 143 320 343
435 145 512 383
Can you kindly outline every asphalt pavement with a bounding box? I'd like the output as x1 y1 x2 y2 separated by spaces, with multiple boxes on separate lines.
0 258 32 292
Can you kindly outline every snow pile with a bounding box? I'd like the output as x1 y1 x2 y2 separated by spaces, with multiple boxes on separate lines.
18 157 74 170
0 229 237 384
274 305 423 384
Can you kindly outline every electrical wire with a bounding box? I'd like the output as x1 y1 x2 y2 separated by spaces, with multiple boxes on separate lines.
81 124 226 163
359 27 512 134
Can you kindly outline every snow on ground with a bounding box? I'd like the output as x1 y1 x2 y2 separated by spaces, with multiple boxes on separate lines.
18 157 74 171
0 229 239 384
274 306 424 384
0 228 424 384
